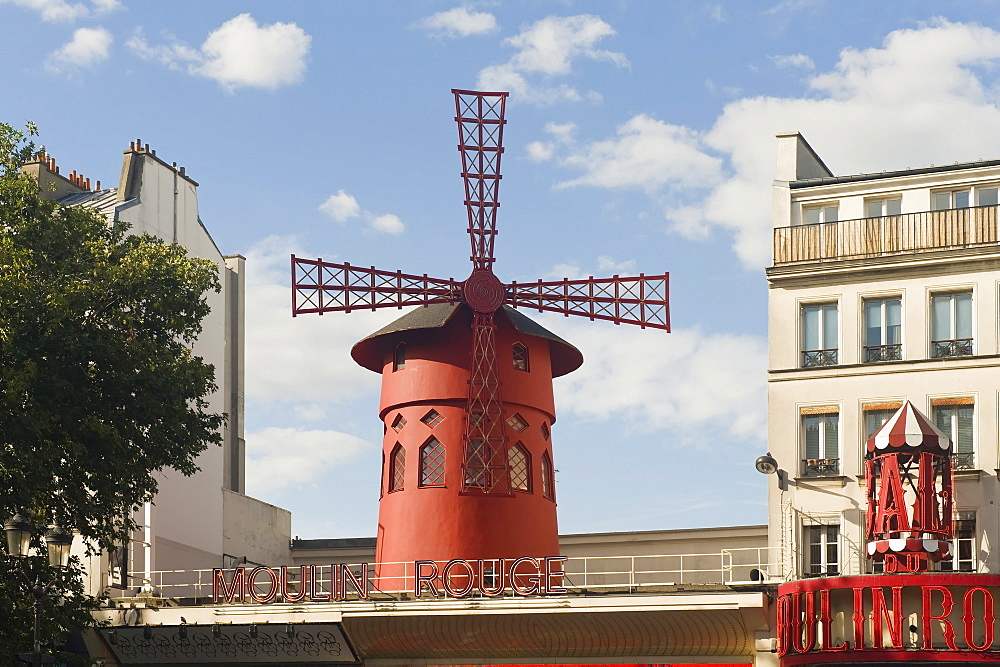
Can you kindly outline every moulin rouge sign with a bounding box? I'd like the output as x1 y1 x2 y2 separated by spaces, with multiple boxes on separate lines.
212 557 568 604
777 575 1000 662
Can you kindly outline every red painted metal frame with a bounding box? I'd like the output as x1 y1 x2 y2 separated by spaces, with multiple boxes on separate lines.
463 311 511 493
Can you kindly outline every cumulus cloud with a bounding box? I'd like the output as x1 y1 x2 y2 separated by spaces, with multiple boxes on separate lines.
45 26 112 73
542 19 1000 268
246 427 374 493
419 6 498 38
770 53 815 69
1 0 118 22
477 15 627 105
527 121 576 161
127 13 311 91
318 190 405 235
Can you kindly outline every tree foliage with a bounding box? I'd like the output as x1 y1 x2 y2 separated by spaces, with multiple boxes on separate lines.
0 122 224 659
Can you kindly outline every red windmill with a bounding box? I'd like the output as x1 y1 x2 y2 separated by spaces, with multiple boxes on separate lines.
292 90 670 592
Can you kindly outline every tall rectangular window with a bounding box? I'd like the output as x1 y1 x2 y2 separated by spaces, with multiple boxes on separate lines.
805 524 840 576
802 303 838 367
802 204 839 225
863 403 902 440
933 400 975 470
933 189 970 210
865 198 901 218
864 297 901 362
931 292 973 357
802 411 839 476
940 513 976 572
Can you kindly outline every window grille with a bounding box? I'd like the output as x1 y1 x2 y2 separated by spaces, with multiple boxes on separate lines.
541 451 554 500
391 414 406 432
506 413 528 432
419 438 445 486
508 443 530 492
389 444 405 492
512 343 529 371
540 422 550 440
421 409 444 428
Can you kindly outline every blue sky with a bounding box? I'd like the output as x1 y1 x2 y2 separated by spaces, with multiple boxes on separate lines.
5 1 1000 539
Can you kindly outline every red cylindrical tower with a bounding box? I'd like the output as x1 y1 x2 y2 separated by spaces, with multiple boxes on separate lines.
351 303 582 591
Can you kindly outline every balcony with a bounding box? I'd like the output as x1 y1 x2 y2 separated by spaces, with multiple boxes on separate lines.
802 348 837 367
932 338 973 358
864 343 902 363
953 451 975 470
774 205 1000 265
802 458 840 477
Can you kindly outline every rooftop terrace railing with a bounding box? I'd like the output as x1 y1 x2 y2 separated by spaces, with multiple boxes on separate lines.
113 546 780 604
773 205 1000 265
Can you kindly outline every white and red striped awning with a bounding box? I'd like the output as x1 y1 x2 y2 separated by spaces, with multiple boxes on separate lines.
866 400 951 454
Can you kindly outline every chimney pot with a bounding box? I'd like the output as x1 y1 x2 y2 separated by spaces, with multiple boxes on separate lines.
95 180 101 190
85 177 91 190
144 144 149 152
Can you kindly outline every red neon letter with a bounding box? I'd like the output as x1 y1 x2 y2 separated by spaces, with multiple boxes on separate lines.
962 587 995 651
510 557 541 596
819 589 848 651
870 586 903 649
212 568 246 604
308 564 331 601
414 560 440 597
248 567 279 603
478 559 506 597
544 556 567 594
340 563 369 599
775 594 790 657
281 565 308 603
791 591 817 653
873 454 911 536
442 559 476 598
852 587 866 649
921 585 957 650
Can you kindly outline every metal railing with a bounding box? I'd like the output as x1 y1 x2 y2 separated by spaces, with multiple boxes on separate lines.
774 205 1000 265
802 458 840 477
114 547 780 603
932 338 973 358
864 344 902 363
802 349 837 367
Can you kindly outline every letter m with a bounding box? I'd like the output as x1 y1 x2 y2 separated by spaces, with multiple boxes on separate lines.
213 568 246 603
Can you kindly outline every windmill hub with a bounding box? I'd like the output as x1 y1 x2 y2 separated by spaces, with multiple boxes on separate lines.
463 268 506 313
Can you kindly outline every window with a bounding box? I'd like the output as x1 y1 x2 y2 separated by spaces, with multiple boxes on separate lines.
506 413 528 432
933 189 970 211
805 524 840 576
940 513 976 572
802 204 839 225
419 438 445 486
390 413 406 432
464 439 487 489
421 409 444 428
978 187 999 207
508 443 530 492
393 343 406 371
801 410 839 476
865 198 901 218
389 444 405 492
801 303 838 367
933 399 975 470
931 292 973 357
863 403 902 439
540 422 550 441
541 451 555 500
512 343 529 371
864 297 901 362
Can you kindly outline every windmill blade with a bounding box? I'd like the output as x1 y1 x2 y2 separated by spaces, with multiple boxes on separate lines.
292 256 461 315
453 89 508 271
462 312 511 494
506 274 670 331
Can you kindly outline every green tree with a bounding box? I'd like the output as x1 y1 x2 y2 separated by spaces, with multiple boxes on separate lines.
0 123 224 661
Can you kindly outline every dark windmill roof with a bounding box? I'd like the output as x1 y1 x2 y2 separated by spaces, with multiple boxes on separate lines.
351 303 584 377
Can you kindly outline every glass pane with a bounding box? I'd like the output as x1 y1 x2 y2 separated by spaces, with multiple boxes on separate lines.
804 207 820 225
886 299 901 344
955 190 970 208
886 198 902 215
802 306 819 350
933 193 951 211
822 304 837 349
957 407 974 454
865 301 882 347
824 206 839 222
824 415 838 458
932 294 951 340
956 293 972 339
979 188 998 207
865 409 893 439
866 201 882 218
804 416 820 459
935 407 953 439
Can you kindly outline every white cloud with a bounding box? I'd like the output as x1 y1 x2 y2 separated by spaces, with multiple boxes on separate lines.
476 15 627 106
595 255 636 274
246 427 374 493
318 190 361 222
540 256 635 281
1 0 116 22
770 53 815 69
526 141 554 162
545 20 1000 268
127 13 311 92
545 318 767 445
419 6 498 38
318 190 405 235
45 26 112 73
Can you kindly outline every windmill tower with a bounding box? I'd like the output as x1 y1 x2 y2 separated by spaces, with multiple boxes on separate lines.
292 90 670 591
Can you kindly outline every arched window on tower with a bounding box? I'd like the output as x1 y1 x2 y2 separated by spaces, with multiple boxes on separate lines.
541 451 554 500
508 442 530 493
420 437 446 486
512 342 529 371
389 444 405 492
393 343 406 372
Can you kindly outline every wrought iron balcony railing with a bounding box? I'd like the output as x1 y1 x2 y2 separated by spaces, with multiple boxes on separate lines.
802 349 838 367
932 338 973 358
953 451 975 470
802 458 840 477
773 204 1000 265
864 343 902 363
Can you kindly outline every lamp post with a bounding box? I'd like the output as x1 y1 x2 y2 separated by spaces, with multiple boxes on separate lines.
4 512 74 666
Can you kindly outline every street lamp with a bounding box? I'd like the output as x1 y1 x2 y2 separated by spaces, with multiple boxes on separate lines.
4 513 75 666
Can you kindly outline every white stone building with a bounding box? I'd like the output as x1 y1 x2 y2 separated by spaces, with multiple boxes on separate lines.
767 132 1000 581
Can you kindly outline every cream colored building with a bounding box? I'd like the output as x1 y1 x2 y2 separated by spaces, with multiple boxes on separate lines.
767 132 1000 581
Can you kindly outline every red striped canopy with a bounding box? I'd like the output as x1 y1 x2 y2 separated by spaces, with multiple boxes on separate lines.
866 400 951 454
